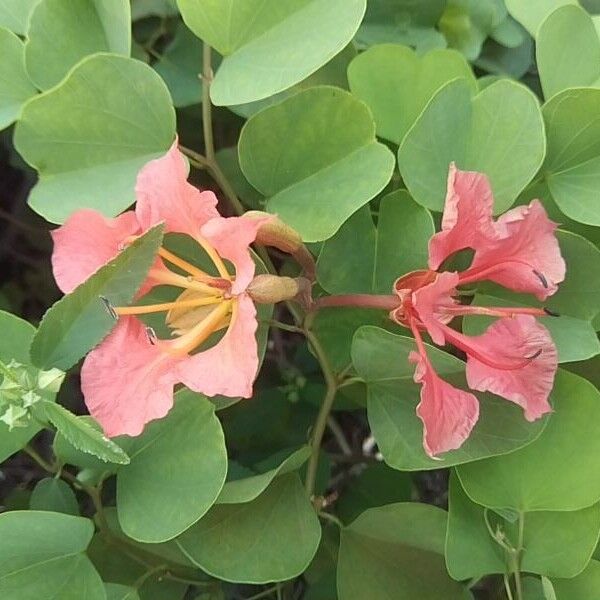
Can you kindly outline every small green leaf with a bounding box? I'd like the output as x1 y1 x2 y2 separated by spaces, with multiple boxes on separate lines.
176 473 321 583
0 0 40 34
37 400 129 465
457 370 600 511
30 224 163 371
0 511 104 600
239 86 395 242
14 54 175 223
352 326 547 470
30 477 79 515
0 27 37 130
337 503 468 600
25 0 131 90
178 0 366 105
505 0 577 36
537 5 600 99
398 77 545 213
116 392 227 542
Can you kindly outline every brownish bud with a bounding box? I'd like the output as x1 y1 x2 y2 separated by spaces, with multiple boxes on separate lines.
247 275 311 306
244 211 303 254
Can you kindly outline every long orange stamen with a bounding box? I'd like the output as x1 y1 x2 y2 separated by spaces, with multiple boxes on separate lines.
148 268 224 295
193 234 231 280
157 247 213 280
114 296 223 316
164 300 233 355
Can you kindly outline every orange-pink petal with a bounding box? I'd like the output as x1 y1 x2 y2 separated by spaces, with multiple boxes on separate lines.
51 209 141 293
428 164 497 270
135 141 219 237
175 294 259 398
410 350 480 458
81 317 181 437
465 315 556 421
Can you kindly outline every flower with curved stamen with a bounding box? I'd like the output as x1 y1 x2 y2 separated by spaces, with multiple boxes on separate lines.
390 164 564 458
51 141 270 437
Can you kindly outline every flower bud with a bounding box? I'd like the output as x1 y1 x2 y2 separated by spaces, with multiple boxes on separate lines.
244 211 303 254
247 274 311 305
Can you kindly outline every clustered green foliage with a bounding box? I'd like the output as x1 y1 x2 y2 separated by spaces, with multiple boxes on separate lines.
0 1 600 599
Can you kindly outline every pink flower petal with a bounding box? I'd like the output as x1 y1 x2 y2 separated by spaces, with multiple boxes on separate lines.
409 350 480 457
135 141 219 237
81 317 181 437
460 200 566 300
465 315 557 421
51 209 140 293
428 164 497 270
175 294 259 398
200 216 269 294
411 271 460 345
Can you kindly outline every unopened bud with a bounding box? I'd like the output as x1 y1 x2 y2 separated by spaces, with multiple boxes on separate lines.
244 211 303 254
247 275 310 306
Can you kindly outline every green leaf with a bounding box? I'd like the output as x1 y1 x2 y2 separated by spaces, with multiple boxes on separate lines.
537 5 600 99
352 326 548 470
348 44 475 144
505 0 577 36
0 27 37 130
551 560 600 599
239 86 395 242
0 310 41 461
30 477 80 515
0 510 104 600
355 0 447 52
30 224 163 371
14 53 175 223
25 0 131 90
337 503 469 600
38 400 129 465
116 392 227 543
317 190 435 294
543 88 600 226
0 0 40 34
457 370 600 511
475 34 534 79
446 473 600 580
153 21 202 107
177 0 366 105
215 147 264 209
398 77 545 213
176 473 321 583
106 584 140 600
218 445 310 504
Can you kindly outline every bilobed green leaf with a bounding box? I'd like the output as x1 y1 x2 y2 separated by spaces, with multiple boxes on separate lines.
457 370 600 511
36 400 129 465
239 86 395 242
116 393 227 542
0 511 104 600
351 326 547 470
348 44 476 144
30 224 163 371
398 78 545 213
337 503 469 600
537 5 600 99
0 0 40 34
0 27 37 130
25 0 131 90
217 445 310 504
543 88 600 226
14 54 175 223
30 477 79 515
178 0 366 105
317 190 434 294
505 0 577 35
446 473 600 580
551 560 600 599
176 473 321 583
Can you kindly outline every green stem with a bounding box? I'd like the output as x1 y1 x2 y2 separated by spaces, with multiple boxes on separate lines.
202 43 215 163
512 512 526 600
503 574 515 600
23 444 55 472
319 511 344 528
304 329 337 499
244 585 280 600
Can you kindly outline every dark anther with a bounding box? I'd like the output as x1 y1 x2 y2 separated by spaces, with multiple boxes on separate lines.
145 327 157 345
99 296 118 320
543 307 560 317
526 348 543 360
533 269 548 289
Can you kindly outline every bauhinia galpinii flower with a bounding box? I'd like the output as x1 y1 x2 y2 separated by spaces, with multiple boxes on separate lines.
51 143 308 438
316 164 566 458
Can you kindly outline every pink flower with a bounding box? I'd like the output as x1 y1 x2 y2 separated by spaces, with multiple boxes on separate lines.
391 164 564 458
51 142 269 437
